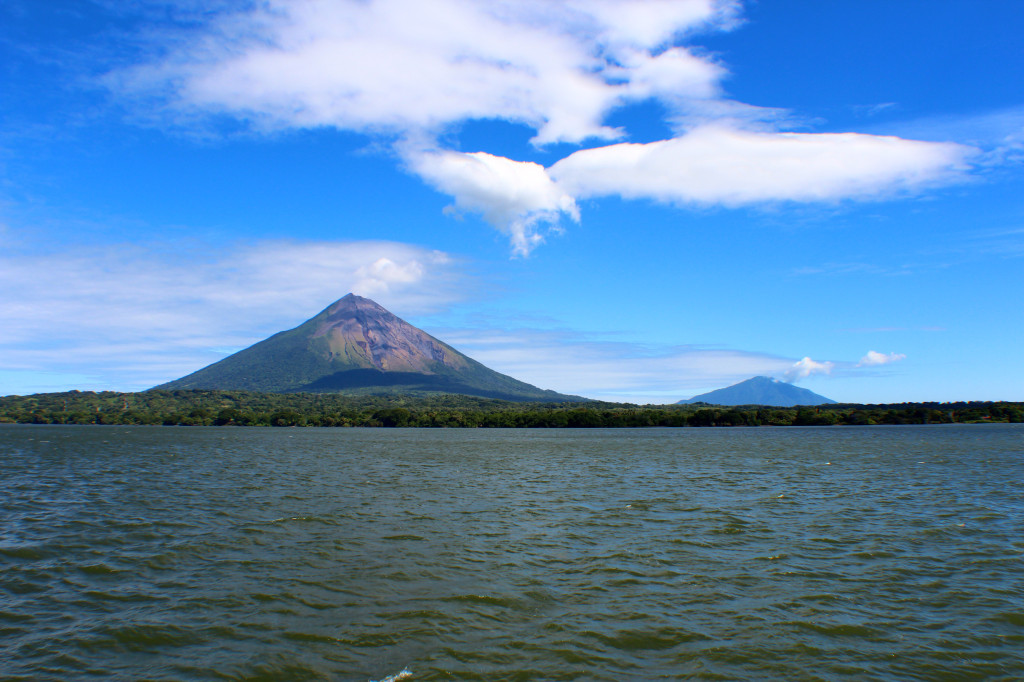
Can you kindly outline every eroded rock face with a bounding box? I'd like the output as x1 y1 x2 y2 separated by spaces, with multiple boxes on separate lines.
312 294 467 374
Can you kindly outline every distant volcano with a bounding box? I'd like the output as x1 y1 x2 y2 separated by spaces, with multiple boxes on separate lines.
678 376 835 407
154 294 579 401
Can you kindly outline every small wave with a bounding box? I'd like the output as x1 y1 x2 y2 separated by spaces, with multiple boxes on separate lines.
668 538 713 548
75 623 205 650
0 609 36 623
711 525 746 535
341 633 400 647
808 536 854 545
988 611 1024 626
78 563 125 576
444 593 517 608
268 515 337 525
790 621 881 638
379 608 449 621
849 550 897 559
81 589 167 605
249 591 289 602
1 575 50 595
583 626 709 651
754 553 788 561
381 534 425 541
283 630 340 644
371 666 412 682
0 544 49 560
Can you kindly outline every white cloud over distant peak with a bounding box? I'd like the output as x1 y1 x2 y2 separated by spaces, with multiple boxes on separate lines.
858 350 907 367
783 356 835 383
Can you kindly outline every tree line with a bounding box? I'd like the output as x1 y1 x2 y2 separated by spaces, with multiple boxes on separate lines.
1 389 1021 427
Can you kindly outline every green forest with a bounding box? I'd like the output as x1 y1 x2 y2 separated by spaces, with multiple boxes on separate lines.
1 389 1022 428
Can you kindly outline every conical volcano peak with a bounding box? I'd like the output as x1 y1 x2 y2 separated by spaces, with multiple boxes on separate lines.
154 294 579 401
307 294 455 374
316 294 397 335
325 293 388 315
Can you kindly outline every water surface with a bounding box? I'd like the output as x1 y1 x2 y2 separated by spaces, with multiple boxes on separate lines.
2 424 1022 680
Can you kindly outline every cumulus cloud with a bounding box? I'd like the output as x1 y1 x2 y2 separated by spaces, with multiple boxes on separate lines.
116 0 977 253
550 125 973 205
409 125 971 252
416 126 971 253
858 350 907 367
125 0 731 144
0 239 467 392
408 150 578 256
783 356 835 383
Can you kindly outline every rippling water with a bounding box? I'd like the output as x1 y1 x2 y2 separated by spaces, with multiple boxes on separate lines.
2 424 1023 680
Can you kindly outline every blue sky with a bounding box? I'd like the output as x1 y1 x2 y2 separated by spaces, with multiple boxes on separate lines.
2 0 1022 403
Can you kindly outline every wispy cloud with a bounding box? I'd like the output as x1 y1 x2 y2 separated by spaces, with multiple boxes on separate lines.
0 239 468 392
438 326 797 403
851 102 898 118
876 105 1024 167
791 262 918 277
840 326 946 333
793 223 1024 277
857 350 906 367
966 226 1024 258
439 328 904 402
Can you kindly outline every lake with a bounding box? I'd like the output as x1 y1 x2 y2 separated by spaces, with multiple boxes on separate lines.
2 424 1022 680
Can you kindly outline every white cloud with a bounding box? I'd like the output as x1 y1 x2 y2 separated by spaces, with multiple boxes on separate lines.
408 149 578 256
407 125 971 253
0 239 467 392
568 0 740 49
858 350 907 367
124 0 731 145
783 356 834 383
114 0 978 254
616 46 725 103
550 125 973 205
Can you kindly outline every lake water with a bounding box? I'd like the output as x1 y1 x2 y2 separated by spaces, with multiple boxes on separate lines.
2 424 1023 681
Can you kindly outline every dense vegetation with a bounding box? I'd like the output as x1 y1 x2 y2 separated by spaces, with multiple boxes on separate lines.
1 390 1022 427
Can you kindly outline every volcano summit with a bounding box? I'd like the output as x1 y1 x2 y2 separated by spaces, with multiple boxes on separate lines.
155 294 577 401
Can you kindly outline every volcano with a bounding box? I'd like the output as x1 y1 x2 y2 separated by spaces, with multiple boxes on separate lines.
678 376 835 407
154 294 579 401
